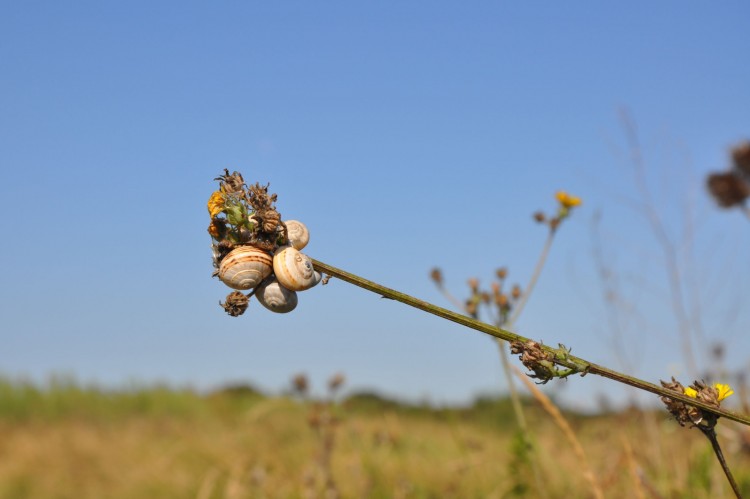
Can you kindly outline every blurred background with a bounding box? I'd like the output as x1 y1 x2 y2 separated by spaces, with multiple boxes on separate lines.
1 1 749 411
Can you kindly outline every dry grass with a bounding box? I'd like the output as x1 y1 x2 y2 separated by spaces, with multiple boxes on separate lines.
0 380 748 498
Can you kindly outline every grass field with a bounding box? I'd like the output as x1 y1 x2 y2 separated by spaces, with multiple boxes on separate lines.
1 376 748 498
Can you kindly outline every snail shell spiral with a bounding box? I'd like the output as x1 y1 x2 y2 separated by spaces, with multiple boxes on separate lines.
283 220 310 250
273 246 321 291
256 277 298 313
218 245 273 290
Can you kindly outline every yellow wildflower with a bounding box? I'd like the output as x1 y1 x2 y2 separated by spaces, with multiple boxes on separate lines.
715 383 734 402
684 387 698 398
207 191 226 218
556 191 582 208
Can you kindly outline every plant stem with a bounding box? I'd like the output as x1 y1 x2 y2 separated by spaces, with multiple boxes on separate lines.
507 229 555 327
701 427 743 498
311 258 750 427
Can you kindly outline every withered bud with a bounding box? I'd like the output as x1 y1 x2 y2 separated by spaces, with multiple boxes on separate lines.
731 141 750 176
220 291 250 317
510 340 557 384
465 300 478 318
328 372 346 392
496 293 509 308
292 373 309 396
533 211 546 223
467 278 479 293
706 172 750 208
511 284 522 300
496 267 508 280
430 268 443 286
214 169 246 194
659 378 720 429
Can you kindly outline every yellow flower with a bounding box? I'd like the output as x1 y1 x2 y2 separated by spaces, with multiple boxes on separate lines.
556 191 582 208
714 383 734 402
684 387 698 398
207 191 226 218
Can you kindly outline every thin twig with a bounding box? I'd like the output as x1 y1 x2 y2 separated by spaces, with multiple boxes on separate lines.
507 230 555 327
311 258 750 427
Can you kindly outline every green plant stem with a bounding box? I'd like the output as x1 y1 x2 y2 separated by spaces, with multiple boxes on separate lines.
701 427 743 498
311 258 750 427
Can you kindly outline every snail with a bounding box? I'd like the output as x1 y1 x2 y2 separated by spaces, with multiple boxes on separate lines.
255 277 298 313
273 245 321 291
283 220 310 250
218 245 273 290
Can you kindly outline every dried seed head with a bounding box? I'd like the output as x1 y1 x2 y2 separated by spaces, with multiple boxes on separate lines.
328 372 346 392
292 373 309 396
496 267 508 280
465 300 478 318
220 291 250 317
706 172 750 208
511 284 522 300
430 267 443 286
731 141 750 176
533 211 546 223
496 293 509 308
467 278 479 293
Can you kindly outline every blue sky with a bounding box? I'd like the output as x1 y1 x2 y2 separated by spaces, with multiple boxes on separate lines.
1 2 748 409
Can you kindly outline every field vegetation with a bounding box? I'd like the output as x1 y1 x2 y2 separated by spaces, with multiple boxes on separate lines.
1 376 748 498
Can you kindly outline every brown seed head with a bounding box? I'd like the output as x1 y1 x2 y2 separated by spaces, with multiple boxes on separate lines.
328 372 346 392
731 140 750 176
467 278 479 293
533 211 546 223
292 373 309 396
707 172 750 208
496 267 508 280
220 291 250 317
511 284 522 300
430 267 443 286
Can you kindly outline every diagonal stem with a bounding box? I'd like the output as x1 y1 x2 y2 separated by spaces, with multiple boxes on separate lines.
311 258 750 427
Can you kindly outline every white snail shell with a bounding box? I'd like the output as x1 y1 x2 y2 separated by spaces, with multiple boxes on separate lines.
284 220 310 250
256 277 298 313
218 245 273 290
273 245 321 291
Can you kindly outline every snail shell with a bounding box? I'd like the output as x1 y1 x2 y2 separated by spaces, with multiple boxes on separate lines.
256 277 298 313
218 245 273 290
284 220 310 250
273 245 321 291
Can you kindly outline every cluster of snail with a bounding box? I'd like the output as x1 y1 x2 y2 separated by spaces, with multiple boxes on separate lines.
216 220 320 314
208 170 321 316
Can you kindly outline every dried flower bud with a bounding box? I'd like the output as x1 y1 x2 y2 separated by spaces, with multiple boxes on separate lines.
496 293 509 308
467 278 479 293
292 373 309 396
496 268 508 280
465 300 478 318
328 372 346 392
731 141 750 176
533 211 546 223
220 291 250 317
511 284 522 300
707 172 750 208
430 268 443 286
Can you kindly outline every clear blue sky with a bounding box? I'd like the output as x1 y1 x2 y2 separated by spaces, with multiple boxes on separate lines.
1 2 748 409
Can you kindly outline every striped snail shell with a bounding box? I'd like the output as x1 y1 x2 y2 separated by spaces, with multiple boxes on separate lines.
256 277 298 313
283 220 310 250
273 245 321 291
218 245 273 290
